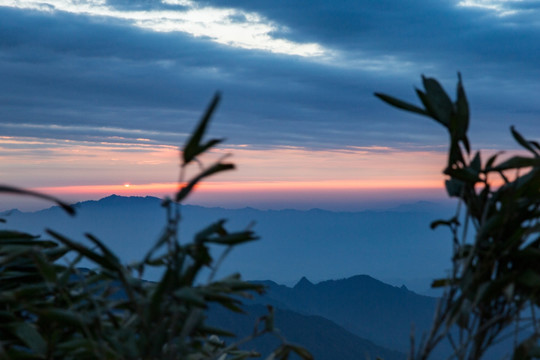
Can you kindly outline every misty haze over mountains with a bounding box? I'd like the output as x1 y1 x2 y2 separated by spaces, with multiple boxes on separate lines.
249 275 436 352
1 194 456 294
4 194 513 359
208 274 428 360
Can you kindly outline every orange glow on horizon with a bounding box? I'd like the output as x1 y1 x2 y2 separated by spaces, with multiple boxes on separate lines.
33 179 444 197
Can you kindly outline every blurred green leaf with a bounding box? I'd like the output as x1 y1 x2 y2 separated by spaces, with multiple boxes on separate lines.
445 178 464 197
195 219 228 243
421 75 453 126
207 231 259 245
0 185 75 216
289 344 314 360
31 252 57 283
470 151 481 173
415 89 443 127
511 126 539 156
174 288 207 307
445 167 480 183
36 308 85 328
182 92 224 166
12 322 47 356
494 156 539 171
454 72 469 145
47 229 118 271
373 93 427 116
176 162 235 202
517 270 540 288
485 151 503 170
432 278 451 288
430 217 458 230
85 233 122 270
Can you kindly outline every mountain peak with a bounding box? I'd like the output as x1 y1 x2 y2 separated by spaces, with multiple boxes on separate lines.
100 194 124 201
0 208 22 216
96 194 161 204
294 276 314 289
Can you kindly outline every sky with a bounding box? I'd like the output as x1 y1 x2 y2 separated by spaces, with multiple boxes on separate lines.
1 0 540 211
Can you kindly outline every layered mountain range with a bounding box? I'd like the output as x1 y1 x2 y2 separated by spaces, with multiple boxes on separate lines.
0 195 461 359
1 194 455 293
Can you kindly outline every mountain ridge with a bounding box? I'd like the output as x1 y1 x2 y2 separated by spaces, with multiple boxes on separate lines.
6 194 453 216
1 195 454 293
208 303 407 360
250 274 437 352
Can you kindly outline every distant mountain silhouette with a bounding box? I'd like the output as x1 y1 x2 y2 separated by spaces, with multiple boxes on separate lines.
0 195 455 293
1 196 515 358
250 275 437 352
208 303 406 360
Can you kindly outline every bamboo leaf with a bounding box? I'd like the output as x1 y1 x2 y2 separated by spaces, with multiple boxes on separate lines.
374 93 428 116
174 288 207 307
455 72 469 141
289 344 314 360
37 308 86 327
517 270 540 288
0 185 75 216
195 219 228 243
430 217 458 230
182 92 223 166
12 322 47 355
207 231 259 245
470 151 481 173
511 126 539 156
176 163 235 202
485 151 503 170
493 156 539 171
31 252 57 283
445 167 480 183
47 230 117 271
85 233 122 270
432 278 451 288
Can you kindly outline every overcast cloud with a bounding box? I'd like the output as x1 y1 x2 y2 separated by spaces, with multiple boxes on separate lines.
1 0 539 154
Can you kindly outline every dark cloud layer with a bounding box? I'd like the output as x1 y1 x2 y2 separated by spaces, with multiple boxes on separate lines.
0 1 539 152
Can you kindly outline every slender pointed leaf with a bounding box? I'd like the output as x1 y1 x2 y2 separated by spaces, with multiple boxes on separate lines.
176 163 235 202
455 72 469 140
0 185 75 216
12 322 47 355
494 156 539 171
182 92 221 166
511 126 538 156
470 151 481 172
47 229 117 271
374 93 427 116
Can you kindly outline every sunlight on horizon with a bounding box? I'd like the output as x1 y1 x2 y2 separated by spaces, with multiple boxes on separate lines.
0 133 517 213
17 180 448 213
0 135 447 189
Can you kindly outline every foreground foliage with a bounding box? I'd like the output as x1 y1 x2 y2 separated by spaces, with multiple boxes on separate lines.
377 75 540 359
0 94 312 360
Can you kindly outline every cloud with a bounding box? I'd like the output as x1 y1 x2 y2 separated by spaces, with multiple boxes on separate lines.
457 0 540 16
0 0 328 56
0 134 447 201
0 0 539 157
